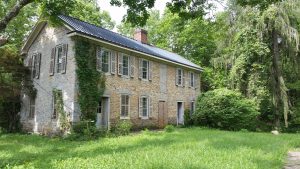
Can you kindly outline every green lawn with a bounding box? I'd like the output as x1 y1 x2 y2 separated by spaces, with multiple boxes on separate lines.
0 128 299 169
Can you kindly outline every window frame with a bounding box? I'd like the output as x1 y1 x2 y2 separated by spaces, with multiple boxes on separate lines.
29 97 35 119
177 68 183 86
122 54 130 77
141 95 149 119
120 94 130 119
190 101 195 115
97 47 111 73
56 45 64 74
190 72 195 88
52 90 62 119
141 59 149 80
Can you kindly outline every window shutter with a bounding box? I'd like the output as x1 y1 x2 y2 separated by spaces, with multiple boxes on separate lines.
118 53 123 75
61 44 68 74
50 48 55 76
181 70 185 87
175 69 179 86
35 53 41 79
148 61 152 81
28 56 33 78
139 58 143 79
110 51 116 74
130 56 135 78
139 96 143 118
148 97 152 118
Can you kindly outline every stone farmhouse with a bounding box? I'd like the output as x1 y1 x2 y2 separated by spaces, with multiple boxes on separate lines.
20 15 202 134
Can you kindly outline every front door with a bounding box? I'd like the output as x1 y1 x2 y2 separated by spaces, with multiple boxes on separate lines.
158 101 168 128
177 102 184 125
96 97 109 128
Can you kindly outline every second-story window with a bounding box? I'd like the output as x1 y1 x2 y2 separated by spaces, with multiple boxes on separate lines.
189 72 195 87
142 60 149 79
29 53 41 79
122 55 129 76
56 45 63 73
97 48 110 73
176 68 184 86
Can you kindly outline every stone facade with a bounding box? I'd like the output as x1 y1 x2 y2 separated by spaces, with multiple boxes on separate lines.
20 24 201 134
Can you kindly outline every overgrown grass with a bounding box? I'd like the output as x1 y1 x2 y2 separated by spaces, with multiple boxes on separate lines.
0 127 299 169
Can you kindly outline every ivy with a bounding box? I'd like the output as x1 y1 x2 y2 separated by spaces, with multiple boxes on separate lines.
53 89 70 133
74 37 105 121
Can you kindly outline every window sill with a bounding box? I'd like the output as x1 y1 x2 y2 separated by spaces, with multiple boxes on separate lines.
140 117 149 120
120 116 130 120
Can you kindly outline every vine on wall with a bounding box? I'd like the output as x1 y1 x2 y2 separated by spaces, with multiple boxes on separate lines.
53 89 71 133
74 37 105 121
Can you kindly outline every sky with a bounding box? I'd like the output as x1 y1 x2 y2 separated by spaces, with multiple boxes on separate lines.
97 0 225 32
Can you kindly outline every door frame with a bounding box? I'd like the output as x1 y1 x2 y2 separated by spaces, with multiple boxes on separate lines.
97 96 110 129
177 101 184 125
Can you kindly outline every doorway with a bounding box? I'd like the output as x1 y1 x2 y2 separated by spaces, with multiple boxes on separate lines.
158 101 168 128
177 102 184 125
96 97 110 129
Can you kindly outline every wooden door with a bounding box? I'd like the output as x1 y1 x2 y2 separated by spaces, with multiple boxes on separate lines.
158 101 167 128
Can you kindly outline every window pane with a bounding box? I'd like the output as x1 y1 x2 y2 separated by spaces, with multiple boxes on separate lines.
123 55 129 76
142 97 148 117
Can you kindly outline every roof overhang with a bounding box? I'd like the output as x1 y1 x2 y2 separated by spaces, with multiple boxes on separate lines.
21 21 48 55
67 31 203 72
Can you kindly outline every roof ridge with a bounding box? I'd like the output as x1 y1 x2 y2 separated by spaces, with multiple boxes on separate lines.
58 15 139 43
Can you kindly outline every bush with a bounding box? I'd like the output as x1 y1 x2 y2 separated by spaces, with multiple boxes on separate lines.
67 121 106 141
112 120 132 136
184 109 193 126
164 125 175 132
193 88 259 131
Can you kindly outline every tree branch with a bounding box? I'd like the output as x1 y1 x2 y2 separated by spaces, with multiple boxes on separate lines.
0 0 33 32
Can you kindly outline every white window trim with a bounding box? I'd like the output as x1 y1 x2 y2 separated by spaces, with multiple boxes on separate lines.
97 47 111 75
190 71 195 88
141 59 149 80
55 44 64 74
120 94 130 119
121 53 130 78
140 95 149 119
177 68 183 86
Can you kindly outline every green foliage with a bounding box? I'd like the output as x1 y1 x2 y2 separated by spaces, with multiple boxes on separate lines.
53 89 71 134
67 121 106 141
164 125 175 132
111 120 133 136
184 109 192 126
74 38 105 121
2 128 299 168
194 88 260 131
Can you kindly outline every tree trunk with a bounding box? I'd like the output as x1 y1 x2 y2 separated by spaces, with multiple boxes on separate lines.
272 30 289 128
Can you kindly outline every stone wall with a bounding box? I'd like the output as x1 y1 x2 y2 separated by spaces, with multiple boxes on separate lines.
20 24 76 134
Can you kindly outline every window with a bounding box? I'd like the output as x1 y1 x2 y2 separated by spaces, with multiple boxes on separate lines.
142 60 149 79
121 94 129 118
97 101 102 114
190 101 195 114
190 72 195 87
97 48 110 73
52 90 62 119
56 45 63 73
122 55 129 76
176 68 183 86
140 96 149 118
29 97 35 119
29 53 41 79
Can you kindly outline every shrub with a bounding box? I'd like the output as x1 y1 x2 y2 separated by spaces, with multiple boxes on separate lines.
112 120 132 136
164 125 175 132
193 88 260 131
184 109 193 126
67 121 106 141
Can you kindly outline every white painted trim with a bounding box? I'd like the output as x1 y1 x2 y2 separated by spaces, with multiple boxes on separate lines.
67 32 202 72
120 94 130 119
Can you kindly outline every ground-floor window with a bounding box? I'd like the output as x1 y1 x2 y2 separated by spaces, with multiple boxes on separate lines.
140 96 149 118
190 101 195 114
52 90 62 119
121 94 129 118
29 97 35 119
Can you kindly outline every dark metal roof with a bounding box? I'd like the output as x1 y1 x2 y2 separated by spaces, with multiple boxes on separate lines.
58 15 202 70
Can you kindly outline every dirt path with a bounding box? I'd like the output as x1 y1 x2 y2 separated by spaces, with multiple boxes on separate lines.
285 152 300 169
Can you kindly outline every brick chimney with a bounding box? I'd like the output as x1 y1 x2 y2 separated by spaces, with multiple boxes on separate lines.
133 29 148 44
